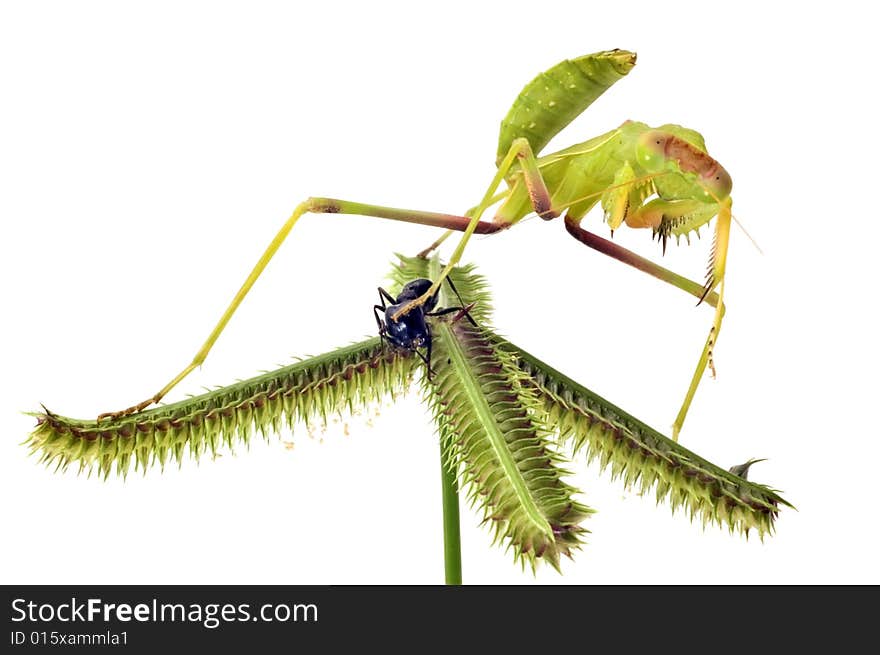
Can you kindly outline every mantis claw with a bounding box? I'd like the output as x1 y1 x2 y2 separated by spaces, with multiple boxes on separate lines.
697 279 714 306
97 396 157 422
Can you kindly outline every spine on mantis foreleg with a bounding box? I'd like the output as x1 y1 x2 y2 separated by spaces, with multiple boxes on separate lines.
496 49 637 165
27 338 416 479
492 337 792 538
425 318 592 571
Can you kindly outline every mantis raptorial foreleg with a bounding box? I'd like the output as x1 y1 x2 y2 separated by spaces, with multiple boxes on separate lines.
97 198 504 421
566 198 732 440
671 197 732 436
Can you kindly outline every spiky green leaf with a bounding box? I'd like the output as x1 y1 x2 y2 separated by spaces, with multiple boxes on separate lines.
27 338 415 478
426 317 592 571
495 337 793 538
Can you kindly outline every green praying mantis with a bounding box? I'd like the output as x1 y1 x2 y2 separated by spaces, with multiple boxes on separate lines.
98 49 737 441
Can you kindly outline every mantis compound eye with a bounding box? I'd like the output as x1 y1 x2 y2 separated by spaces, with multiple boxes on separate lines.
635 130 669 172
702 163 732 201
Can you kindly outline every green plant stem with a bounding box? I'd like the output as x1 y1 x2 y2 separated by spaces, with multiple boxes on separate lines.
429 253 463 585
440 445 462 585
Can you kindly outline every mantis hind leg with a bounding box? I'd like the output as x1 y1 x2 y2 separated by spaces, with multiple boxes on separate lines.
97 198 503 421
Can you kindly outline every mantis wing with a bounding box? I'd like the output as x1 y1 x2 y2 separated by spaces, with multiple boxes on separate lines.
496 49 636 166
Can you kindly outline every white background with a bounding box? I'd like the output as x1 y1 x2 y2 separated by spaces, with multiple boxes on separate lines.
2 1 878 584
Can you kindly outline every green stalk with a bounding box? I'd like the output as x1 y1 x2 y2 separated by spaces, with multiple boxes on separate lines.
440 445 462 585
430 255 463 585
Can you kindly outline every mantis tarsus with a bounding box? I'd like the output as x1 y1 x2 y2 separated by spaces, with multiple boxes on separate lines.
99 49 736 441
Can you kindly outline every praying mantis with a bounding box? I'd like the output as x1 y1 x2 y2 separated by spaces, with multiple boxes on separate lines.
98 49 736 441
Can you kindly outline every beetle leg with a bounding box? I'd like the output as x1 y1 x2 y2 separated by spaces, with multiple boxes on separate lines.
377 287 397 306
443 277 478 326
373 305 387 334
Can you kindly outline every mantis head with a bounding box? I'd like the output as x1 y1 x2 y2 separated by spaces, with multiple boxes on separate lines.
636 127 732 204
